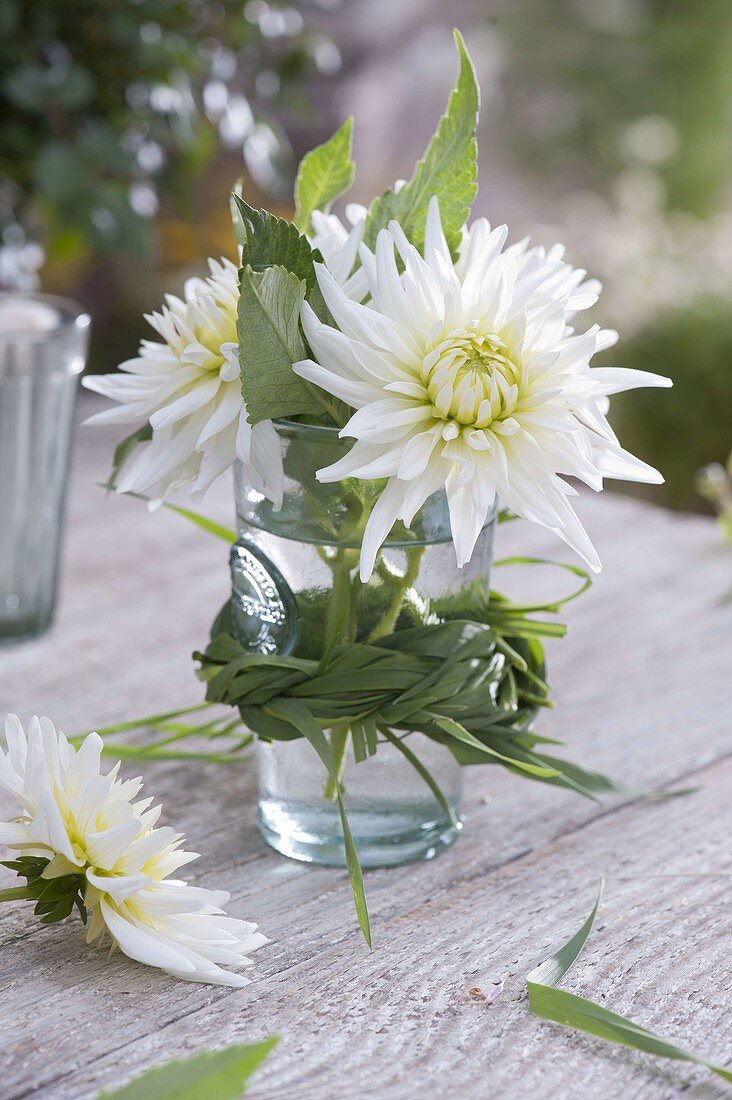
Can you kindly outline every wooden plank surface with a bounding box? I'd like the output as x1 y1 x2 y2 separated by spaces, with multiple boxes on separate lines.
1 394 731 1099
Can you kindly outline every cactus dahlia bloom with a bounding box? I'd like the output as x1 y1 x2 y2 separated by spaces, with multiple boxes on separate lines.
295 197 671 580
82 205 368 510
83 257 285 508
0 715 267 987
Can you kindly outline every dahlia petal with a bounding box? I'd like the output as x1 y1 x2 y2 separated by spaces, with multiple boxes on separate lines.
589 367 672 395
149 378 220 431
446 470 492 568
360 478 408 581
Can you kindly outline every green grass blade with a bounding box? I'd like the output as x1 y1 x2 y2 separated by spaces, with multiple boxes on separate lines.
491 556 593 613
528 882 603 986
527 884 732 1084
266 698 372 947
430 714 560 778
71 703 214 742
163 505 236 543
382 729 459 828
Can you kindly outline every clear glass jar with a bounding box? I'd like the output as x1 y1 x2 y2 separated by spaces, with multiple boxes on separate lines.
0 294 90 642
232 420 496 868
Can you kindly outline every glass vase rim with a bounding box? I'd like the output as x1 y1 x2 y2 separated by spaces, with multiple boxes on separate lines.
0 291 91 344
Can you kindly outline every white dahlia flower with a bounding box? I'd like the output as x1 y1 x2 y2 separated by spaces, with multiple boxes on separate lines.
83 211 368 508
295 197 671 580
309 203 368 301
83 257 284 508
0 715 267 987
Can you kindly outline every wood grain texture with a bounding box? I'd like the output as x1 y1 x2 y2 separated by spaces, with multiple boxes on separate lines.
1 395 731 1099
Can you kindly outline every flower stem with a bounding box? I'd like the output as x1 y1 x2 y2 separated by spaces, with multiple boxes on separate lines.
366 545 425 642
322 546 361 651
0 886 34 903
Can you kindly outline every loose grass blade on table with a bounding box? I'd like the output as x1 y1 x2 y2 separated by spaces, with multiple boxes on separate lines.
527 883 732 1085
70 705 252 764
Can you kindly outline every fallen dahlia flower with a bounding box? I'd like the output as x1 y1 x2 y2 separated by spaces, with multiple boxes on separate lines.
0 714 267 987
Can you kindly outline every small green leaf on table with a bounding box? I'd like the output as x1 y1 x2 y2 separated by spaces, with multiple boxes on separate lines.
98 1037 278 1099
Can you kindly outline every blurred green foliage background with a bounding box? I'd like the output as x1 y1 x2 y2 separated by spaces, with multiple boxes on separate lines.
2 0 731 518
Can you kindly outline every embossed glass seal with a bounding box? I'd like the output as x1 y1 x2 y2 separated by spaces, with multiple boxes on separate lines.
229 539 299 655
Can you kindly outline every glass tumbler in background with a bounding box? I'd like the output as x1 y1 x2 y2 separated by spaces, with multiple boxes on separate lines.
0 294 90 643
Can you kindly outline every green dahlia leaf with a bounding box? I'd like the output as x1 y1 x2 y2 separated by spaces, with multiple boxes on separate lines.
0 856 87 922
233 197 349 425
362 28 479 256
237 264 320 426
233 194 320 294
98 1038 278 1099
294 117 355 234
527 884 732 1084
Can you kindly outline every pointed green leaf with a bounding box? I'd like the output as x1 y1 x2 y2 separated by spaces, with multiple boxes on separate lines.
430 713 559 778
382 729 460 828
237 263 321 426
294 117 355 233
363 29 479 255
528 882 603 988
162 504 236 544
98 1038 279 1099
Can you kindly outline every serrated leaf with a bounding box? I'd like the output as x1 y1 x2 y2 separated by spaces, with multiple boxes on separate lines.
98 1038 278 1099
233 194 320 294
294 117 355 233
232 193 337 337
362 29 479 256
237 263 319 426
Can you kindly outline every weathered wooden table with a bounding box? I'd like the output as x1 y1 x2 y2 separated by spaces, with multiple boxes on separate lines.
1 395 731 1099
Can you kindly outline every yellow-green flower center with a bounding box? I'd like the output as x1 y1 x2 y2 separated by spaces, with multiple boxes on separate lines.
421 330 520 429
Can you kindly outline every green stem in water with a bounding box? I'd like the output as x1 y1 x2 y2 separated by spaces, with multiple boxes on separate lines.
366 545 426 642
0 887 34 903
322 546 361 651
